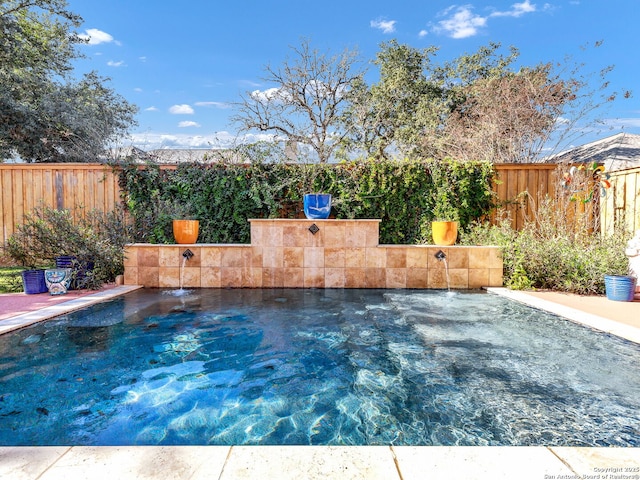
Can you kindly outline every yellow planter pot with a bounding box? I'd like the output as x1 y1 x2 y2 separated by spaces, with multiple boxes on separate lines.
173 219 199 244
432 221 458 246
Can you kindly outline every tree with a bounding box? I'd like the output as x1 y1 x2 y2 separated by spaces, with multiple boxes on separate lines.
346 41 626 163
0 0 137 162
342 40 439 159
231 39 365 163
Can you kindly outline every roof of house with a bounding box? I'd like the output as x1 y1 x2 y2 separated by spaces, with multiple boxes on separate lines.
545 132 640 172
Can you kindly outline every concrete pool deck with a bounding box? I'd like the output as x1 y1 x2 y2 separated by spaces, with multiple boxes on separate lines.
0 286 639 479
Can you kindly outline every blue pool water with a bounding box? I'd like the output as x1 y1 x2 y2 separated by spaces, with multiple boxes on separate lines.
0 288 638 446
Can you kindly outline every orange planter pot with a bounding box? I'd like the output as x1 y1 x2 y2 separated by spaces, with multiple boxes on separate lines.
431 221 458 246
173 219 199 244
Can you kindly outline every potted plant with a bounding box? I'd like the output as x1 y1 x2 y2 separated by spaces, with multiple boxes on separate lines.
430 162 459 246
5 236 49 294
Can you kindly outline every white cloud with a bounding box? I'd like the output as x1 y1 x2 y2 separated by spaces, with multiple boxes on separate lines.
434 1 537 39
178 121 201 128
194 101 231 109
144 106 159 112
134 87 143 93
250 87 288 103
169 104 195 114
436 6 487 39
79 28 115 45
418 29 428 37
370 19 397 34
139 56 147 62
490 0 536 18
107 60 125 67
128 131 253 150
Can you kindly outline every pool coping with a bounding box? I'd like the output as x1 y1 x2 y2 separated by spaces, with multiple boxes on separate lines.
0 285 143 336
487 287 640 344
0 287 639 478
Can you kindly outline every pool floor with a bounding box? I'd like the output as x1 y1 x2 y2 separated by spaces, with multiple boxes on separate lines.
1 288 639 447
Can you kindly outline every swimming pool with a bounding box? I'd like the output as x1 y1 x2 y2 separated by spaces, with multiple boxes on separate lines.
0 288 638 446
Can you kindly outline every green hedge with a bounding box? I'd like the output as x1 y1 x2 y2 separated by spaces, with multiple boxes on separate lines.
119 158 496 245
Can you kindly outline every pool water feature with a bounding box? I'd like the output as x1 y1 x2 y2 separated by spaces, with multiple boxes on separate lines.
0 288 638 447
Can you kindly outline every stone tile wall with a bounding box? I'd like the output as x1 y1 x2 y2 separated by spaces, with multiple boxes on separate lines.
124 219 503 289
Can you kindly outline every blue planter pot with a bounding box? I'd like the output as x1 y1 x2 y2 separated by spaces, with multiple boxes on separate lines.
21 269 47 294
604 275 637 302
55 256 94 290
303 194 332 219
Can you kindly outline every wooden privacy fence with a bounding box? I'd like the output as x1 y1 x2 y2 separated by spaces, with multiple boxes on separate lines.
1 162 583 244
600 166 640 235
1 164 121 244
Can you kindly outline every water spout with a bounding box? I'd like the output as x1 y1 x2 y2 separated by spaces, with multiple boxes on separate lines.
434 250 450 291
182 249 194 260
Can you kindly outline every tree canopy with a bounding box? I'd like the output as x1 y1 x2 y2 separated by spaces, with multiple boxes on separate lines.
0 0 137 162
234 38 625 163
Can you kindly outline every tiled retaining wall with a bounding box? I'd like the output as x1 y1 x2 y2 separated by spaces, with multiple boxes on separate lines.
123 219 503 289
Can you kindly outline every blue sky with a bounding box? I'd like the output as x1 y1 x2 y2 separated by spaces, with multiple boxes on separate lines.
67 0 640 152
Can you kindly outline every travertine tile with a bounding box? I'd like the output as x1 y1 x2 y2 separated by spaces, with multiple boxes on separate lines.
365 248 386 268
304 247 325 268
159 267 180 288
124 266 138 285
325 268 346 288
201 247 223 267
365 268 385 288
159 246 180 267
181 267 201 288
489 268 504 287
406 247 430 269
345 248 366 268
37 446 228 480
246 267 263 288
304 268 325 288
344 224 367 248
283 224 308 247
201 267 221 287
386 268 407 288
262 247 284 268
138 247 159 267
138 267 159 287
325 248 345 268
220 446 397 480
393 446 574 480
449 269 468 289
324 223 346 247
283 247 304 268
428 267 448 289
469 247 491 268
407 268 428 288
345 268 366 288
386 247 407 268
220 267 242 287
262 267 284 288
447 247 468 269
123 247 137 267
283 268 304 287
468 268 490 289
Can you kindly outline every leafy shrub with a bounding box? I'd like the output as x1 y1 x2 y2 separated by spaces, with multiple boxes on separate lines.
4 206 133 289
119 158 496 245
461 198 629 294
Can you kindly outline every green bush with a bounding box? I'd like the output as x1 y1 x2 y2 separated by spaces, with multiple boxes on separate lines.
119 158 496 245
4 206 133 289
461 199 630 294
